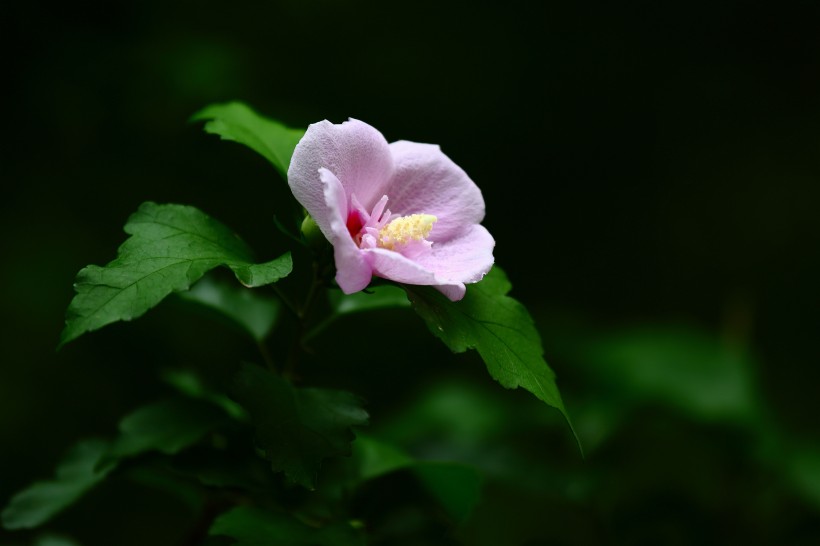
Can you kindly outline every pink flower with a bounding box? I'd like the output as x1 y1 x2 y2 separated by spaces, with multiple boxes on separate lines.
288 119 495 301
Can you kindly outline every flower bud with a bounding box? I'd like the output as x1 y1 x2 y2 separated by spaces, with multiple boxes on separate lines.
300 213 327 250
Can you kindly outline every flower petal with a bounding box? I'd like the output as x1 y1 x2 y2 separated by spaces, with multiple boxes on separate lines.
436 283 467 301
364 224 493 302
365 247 468 301
386 141 485 242
319 168 373 294
413 224 495 285
365 247 440 286
288 119 394 238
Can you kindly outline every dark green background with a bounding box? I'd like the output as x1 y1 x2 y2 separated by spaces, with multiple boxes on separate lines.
2 1 819 544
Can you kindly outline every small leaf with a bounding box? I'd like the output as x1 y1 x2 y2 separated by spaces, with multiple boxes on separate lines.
102 398 227 466
583 327 758 422
305 285 410 342
232 363 369 489
785 445 820 510
60 202 292 347
171 446 273 492
210 506 365 546
414 463 483 523
330 285 410 315
404 267 572 427
161 369 247 420
354 435 414 482
124 465 205 515
2 439 114 530
191 101 305 180
179 275 281 342
351 436 482 523
33 535 83 546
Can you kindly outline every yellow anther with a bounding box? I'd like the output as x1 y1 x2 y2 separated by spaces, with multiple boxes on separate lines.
378 214 437 250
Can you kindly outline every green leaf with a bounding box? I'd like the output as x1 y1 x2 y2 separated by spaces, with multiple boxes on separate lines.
353 435 414 482
582 327 759 423
414 463 483 523
179 275 281 342
33 535 83 546
784 445 820 511
305 285 410 342
191 101 305 180
210 506 365 546
330 284 410 315
1 439 114 530
60 202 292 347
161 368 247 420
171 446 273 492
124 465 205 515
404 267 572 427
232 363 369 489
352 436 482 523
2 399 226 530
101 397 227 466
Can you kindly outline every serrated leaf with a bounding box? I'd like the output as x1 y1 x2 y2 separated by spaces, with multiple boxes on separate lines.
404 267 571 427
232 363 369 489
60 202 292 347
210 506 365 546
179 275 281 342
101 397 227 467
191 101 305 180
1 439 114 530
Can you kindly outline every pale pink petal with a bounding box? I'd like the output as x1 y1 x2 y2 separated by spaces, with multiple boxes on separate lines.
288 119 494 298
436 283 466 301
386 141 485 242
319 168 373 294
365 247 471 301
334 243 373 294
288 119 394 234
413 225 495 285
365 248 440 286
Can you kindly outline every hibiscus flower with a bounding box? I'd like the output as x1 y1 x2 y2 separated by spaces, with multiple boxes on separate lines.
287 119 494 301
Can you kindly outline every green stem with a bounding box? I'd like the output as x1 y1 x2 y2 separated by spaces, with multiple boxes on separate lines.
257 339 277 374
299 270 322 321
302 315 335 345
284 263 323 378
272 284 300 318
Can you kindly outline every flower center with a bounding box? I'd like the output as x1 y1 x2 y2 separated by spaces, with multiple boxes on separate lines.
347 194 437 256
377 214 437 250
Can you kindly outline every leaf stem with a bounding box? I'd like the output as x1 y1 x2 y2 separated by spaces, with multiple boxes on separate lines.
257 339 278 374
284 263 323 378
272 284 300 317
301 315 335 345
298 264 322 321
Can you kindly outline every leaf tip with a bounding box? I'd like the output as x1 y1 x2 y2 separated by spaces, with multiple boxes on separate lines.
188 100 251 124
56 327 76 352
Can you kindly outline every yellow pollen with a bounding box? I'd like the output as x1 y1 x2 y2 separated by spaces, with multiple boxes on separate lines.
378 214 437 250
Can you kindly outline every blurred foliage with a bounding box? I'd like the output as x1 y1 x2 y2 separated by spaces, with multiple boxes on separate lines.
3 0 819 544
1 441 113 531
